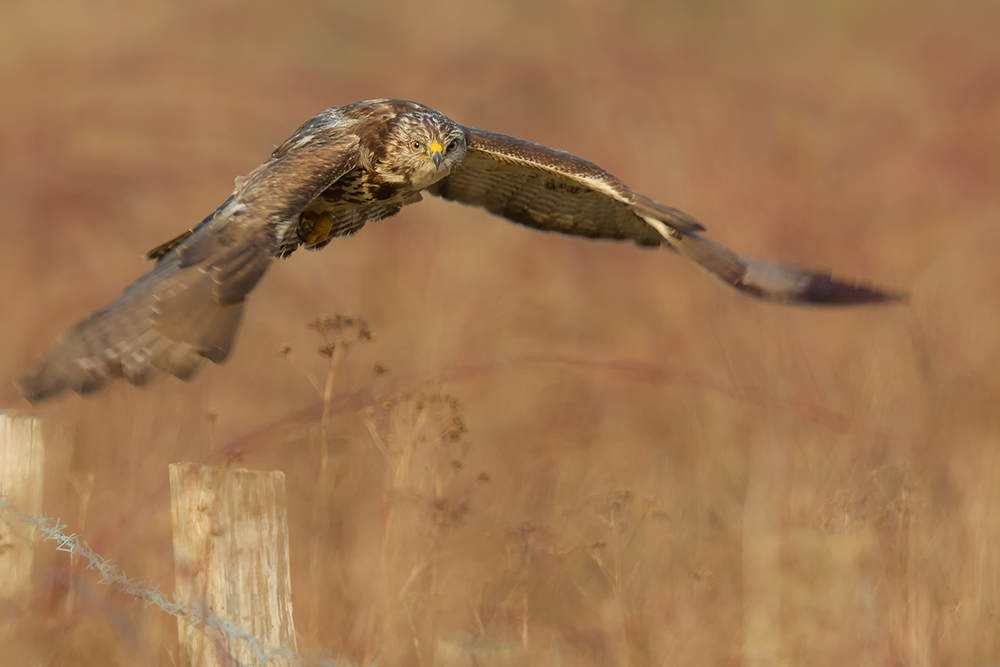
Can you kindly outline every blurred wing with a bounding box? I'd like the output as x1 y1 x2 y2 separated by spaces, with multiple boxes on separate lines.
666 231 905 304
430 127 902 304
17 110 362 403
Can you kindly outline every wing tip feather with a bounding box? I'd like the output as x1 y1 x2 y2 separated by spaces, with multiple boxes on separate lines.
13 374 55 405
15 361 106 404
796 274 908 306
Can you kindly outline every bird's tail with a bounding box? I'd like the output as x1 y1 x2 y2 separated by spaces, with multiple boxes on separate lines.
666 231 905 304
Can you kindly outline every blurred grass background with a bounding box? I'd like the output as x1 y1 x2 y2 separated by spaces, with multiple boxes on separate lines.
1 0 999 664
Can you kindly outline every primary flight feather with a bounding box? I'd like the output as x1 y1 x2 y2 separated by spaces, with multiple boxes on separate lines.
17 99 903 402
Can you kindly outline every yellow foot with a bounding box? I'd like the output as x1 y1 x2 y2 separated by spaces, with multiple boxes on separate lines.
300 210 334 245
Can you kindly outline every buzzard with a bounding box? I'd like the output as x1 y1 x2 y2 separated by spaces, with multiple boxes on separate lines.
16 99 902 402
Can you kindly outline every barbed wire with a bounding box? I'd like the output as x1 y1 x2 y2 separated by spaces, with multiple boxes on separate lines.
0 498 358 667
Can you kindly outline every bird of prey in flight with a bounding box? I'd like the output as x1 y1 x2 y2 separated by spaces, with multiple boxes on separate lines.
17 99 903 402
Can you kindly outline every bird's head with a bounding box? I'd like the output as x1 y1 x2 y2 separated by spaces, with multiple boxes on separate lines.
388 107 467 188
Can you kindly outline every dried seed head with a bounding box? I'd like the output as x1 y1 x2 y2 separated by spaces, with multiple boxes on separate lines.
606 490 636 515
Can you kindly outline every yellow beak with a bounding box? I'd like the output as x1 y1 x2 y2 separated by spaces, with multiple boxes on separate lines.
429 141 444 169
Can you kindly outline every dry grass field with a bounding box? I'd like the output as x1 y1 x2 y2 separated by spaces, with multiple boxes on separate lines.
1 0 999 664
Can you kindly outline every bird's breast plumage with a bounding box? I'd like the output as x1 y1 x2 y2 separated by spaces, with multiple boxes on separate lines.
318 168 413 206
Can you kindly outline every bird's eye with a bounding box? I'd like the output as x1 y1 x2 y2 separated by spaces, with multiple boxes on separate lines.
411 140 422 151
446 140 459 152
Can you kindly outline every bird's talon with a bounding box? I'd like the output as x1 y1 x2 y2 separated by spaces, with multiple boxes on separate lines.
301 211 334 245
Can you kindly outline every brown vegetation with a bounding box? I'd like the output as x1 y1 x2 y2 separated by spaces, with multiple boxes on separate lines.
2 0 999 664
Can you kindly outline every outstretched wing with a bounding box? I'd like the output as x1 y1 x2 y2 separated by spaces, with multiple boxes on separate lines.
17 110 362 403
430 128 902 304
429 128 704 246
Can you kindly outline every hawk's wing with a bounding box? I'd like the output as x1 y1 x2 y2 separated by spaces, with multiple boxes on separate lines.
429 128 902 304
17 110 362 403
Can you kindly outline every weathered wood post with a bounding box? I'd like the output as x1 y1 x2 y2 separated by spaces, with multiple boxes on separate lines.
169 463 297 667
0 410 45 605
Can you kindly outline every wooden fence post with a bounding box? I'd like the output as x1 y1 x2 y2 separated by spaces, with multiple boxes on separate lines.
169 463 297 667
0 410 45 605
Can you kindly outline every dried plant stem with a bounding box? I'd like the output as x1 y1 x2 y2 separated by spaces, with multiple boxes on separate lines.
285 351 325 397
359 386 470 666
521 585 529 649
64 470 95 615
318 342 344 479
609 508 629 667
307 341 344 637
367 401 427 665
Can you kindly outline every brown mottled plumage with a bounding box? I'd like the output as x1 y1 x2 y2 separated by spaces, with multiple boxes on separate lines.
17 99 903 402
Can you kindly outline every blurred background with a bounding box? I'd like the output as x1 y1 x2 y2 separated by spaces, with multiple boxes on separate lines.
1 0 999 664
